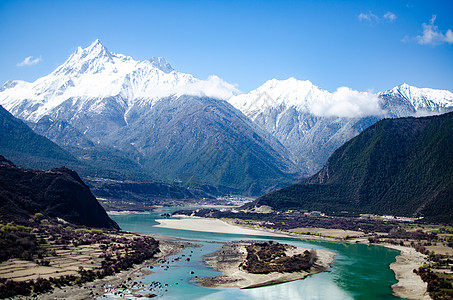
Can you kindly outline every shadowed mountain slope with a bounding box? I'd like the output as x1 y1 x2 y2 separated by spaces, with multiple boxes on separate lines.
0 105 78 170
0 156 119 229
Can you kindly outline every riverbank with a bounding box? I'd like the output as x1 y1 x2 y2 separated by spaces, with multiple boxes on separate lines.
155 216 366 242
193 240 336 289
14 234 193 299
155 216 430 298
386 244 431 300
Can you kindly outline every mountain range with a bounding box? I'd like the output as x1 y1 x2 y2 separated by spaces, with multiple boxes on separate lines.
229 78 453 175
246 112 453 223
1 40 453 195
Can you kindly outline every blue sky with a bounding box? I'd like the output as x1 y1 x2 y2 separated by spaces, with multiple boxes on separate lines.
1 0 452 93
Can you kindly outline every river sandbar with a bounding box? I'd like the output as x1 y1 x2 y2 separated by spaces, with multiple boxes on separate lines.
194 240 336 289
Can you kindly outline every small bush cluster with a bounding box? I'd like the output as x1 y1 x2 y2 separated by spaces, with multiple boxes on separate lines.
97 236 160 278
0 277 53 298
239 241 316 274
0 223 41 262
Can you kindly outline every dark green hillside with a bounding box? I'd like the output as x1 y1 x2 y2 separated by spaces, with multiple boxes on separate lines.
0 156 119 229
250 112 453 223
0 105 78 170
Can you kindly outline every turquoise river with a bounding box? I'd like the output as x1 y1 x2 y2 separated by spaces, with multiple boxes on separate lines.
110 207 402 300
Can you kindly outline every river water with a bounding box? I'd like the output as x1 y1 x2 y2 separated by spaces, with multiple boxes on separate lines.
110 207 402 300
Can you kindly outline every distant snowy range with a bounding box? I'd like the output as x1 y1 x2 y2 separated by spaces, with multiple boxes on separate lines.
1 40 453 195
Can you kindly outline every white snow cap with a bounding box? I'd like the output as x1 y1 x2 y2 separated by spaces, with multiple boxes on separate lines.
229 77 385 118
0 39 240 122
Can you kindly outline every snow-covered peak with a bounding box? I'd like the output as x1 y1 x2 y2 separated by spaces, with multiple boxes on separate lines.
53 39 117 77
87 39 105 52
0 40 239 122
73 39 109 58
380 83 453 111
229 77 328 116
230 78 388 119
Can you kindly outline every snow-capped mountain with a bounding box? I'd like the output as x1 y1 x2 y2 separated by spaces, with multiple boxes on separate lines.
0 40 293 195
229 78 329 119
0 39 241 143
229 77 387 119
379 83 453 117
228 78 453 175
0 39 238 123
2 39 453 192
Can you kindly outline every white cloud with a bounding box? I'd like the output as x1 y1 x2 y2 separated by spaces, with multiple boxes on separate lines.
17 56 42 67
130 75 240 101
417 15 453 45
358 12 379 24
383 12 397 22
413 109 444 117
181 75 241 100
310 87 385 118
446 29 453 43
358 11 396 24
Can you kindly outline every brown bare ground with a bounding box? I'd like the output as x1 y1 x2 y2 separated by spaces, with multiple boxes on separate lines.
425 244 452 256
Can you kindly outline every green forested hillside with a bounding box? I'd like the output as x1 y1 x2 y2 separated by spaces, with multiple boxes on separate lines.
250 112 453 223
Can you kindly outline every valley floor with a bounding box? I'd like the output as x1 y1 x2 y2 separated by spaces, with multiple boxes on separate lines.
155 216 432 299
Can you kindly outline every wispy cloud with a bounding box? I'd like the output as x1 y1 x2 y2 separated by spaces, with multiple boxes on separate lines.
358 11 396 24
358 11 379 24
416 15 453 45
383 12 397 22
182 75 241 100
17 56 42 67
